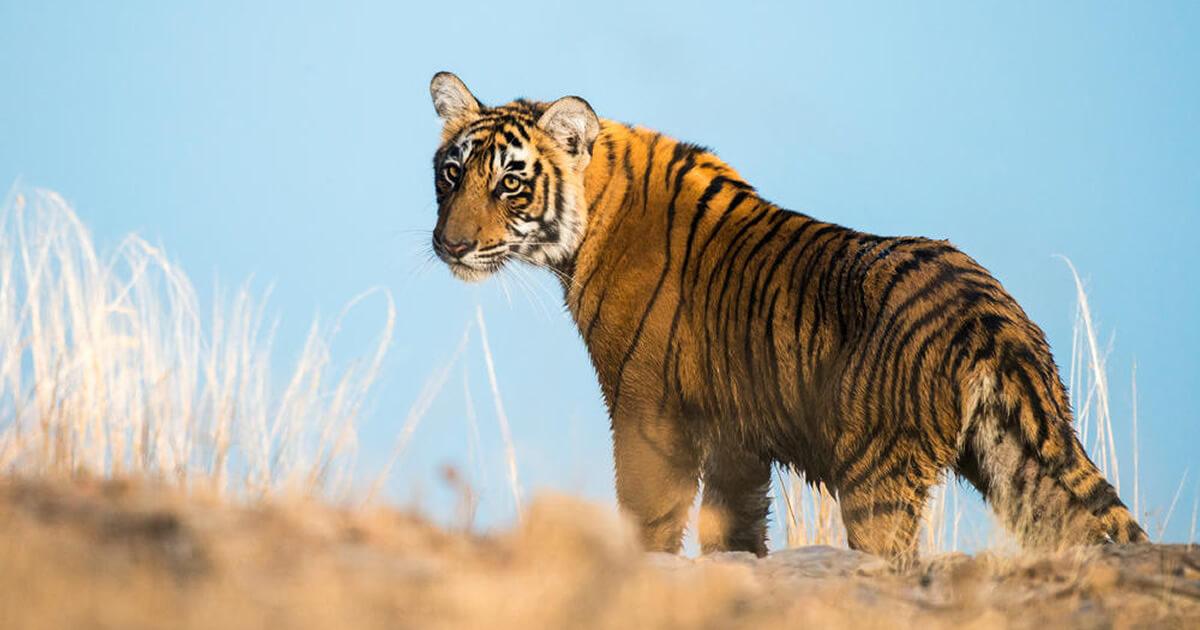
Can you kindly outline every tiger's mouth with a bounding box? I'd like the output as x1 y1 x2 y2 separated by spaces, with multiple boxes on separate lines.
431 233 553 283
436 247 509 283
431 234 510 283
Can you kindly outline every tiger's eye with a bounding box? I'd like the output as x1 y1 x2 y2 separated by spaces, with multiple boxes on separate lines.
501 174 522 192
443 164 460 180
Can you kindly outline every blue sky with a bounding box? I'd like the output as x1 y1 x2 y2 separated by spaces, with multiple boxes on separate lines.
2 2 1197 545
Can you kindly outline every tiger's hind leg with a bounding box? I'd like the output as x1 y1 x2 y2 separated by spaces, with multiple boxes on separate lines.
698 445 772 557
837 460 939 567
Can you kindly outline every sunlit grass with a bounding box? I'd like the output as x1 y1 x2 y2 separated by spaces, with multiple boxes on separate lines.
0 187 394 498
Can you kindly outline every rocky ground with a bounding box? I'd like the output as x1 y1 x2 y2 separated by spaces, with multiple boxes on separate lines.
1 478 1197 629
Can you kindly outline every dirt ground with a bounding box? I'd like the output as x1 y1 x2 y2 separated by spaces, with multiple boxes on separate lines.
1 478 1197 629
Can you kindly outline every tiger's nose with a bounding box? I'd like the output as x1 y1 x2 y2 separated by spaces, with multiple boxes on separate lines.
440 236 476 258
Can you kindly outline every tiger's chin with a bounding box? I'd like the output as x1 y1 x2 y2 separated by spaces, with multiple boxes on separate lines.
445 261 501 283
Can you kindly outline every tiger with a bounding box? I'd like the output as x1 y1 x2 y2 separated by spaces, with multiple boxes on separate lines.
426 71 1148 562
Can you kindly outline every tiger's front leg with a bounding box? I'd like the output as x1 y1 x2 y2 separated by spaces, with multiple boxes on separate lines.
611 404 700 554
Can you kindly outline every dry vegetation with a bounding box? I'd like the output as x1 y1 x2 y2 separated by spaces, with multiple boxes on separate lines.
3 478 1199 629
2 187 1198 628
0 188 394 496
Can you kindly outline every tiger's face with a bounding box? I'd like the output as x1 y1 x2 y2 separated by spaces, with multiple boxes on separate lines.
428 72 600 282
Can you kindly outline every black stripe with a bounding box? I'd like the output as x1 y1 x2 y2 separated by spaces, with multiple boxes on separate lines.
840 274 988 482
611 147 697 411
841 499 919 523
803 232 854 372
738 212 797 318
573 142 634 312
583 283 609 343
550 162 564 222
788 226 842 381
639 134 663 217
836 274 989 482
710 208 781 384
752 217 820 322
702 205 773 345
720 211 792 397
585 140 616 210
999 346 1053 457
658 175 740 402
689 190 750 288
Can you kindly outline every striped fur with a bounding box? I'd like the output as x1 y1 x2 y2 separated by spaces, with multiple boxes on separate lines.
427 73 1147 562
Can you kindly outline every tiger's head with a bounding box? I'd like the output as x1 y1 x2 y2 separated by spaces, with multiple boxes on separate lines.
428 72 600 282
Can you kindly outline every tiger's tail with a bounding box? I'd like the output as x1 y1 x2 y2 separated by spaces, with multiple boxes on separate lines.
956 355 1148 549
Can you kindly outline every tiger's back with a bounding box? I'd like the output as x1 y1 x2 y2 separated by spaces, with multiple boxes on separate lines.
427 73 1147 561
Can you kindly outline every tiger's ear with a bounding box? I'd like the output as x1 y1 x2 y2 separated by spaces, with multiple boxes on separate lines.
430 72 482 122
537 96 600 157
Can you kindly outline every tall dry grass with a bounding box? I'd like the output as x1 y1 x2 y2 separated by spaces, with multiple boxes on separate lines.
0 187 394 498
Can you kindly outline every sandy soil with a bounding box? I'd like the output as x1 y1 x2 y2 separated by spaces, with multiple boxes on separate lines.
1 478 1197 629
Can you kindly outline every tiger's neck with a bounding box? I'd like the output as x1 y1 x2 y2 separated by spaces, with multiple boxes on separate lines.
563 120 802 319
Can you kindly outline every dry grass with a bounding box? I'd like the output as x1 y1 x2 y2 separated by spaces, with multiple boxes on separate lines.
2 477 1198 630
0 187 394 497
475 304 522 518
